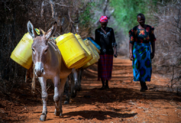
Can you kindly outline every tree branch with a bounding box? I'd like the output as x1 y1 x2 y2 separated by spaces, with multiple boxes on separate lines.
103 0 109 15
68 10 74 24
107 9 114 19
55 3 73 8
41 1 45 18
49 0 55 18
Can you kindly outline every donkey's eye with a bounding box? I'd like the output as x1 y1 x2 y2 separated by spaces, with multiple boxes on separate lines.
32 48 35 52
45 48 48 53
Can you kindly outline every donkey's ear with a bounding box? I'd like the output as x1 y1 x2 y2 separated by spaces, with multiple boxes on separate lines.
39 28 45 36
27 21 37 38
45 22 57 40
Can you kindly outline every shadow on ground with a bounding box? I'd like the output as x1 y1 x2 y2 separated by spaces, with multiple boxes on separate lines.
62 111 137 120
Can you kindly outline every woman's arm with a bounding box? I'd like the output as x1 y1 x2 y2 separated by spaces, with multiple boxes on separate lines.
151 40 155 59
111 29 117 57
129 43 133 61
95 29 99 45
150 27 156 59
129 29 134 61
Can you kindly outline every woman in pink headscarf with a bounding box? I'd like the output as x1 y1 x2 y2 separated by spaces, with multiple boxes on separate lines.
95 16 117 90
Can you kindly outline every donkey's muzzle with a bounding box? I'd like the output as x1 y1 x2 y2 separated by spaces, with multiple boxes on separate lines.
35 62 44 77
35 68 44 77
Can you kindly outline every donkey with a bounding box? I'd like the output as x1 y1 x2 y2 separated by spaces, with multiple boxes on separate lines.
27 21 72 121
25 63 78 104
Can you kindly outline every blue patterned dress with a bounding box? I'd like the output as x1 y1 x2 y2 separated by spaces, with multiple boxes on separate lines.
129 25 156 82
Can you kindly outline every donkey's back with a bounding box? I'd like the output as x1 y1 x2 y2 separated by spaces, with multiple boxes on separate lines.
43 40 71 79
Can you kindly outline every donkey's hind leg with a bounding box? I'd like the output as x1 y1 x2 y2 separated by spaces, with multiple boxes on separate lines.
54 77 67 116
64 78 70 104
71 68 77 98
77 68 83 91
38 77 48 121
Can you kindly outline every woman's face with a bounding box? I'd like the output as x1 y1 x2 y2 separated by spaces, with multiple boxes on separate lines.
137 15 145 26
100 22 107 29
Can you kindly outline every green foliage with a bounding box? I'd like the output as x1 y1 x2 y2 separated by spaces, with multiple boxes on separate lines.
109 0 157 34
79 0 159 34
79 2 96 26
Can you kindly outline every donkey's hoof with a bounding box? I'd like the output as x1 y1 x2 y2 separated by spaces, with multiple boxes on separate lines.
64 100 69 104
54 111 60 116
40 114 46 121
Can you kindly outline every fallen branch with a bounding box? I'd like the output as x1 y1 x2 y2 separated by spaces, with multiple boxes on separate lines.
46 85 51 91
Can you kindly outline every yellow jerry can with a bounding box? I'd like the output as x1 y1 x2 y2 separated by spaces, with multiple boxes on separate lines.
74 34 93 69
10 28 40 69
10 33 33 69
83 39 100 68
55 33 87 68
88 40 100 54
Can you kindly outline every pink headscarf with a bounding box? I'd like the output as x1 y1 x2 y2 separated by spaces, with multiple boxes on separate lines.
99 16 108 23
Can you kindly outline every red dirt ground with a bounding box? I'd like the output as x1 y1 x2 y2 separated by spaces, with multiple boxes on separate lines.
1 56 181 123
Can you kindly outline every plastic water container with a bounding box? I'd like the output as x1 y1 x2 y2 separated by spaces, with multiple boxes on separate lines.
88 40 100 54
10 33 33 69
89 41 100 62
87 37 101 50
55 33 87 68
83 39 100 68
74 34 93 69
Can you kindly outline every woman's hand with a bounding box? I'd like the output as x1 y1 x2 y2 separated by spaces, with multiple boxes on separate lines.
130 53 133 61
113 46 117 58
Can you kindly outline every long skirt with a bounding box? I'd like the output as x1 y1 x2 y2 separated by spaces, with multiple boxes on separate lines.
98 54 113 81
132 42 152 82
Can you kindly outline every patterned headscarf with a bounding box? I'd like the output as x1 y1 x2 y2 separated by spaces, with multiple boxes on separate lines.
99 16 108 23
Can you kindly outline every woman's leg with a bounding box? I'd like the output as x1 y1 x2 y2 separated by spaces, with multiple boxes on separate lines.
100 78 105 90
140 81 143 91
105 80 109 89
143 82 148 90
140 81 147 92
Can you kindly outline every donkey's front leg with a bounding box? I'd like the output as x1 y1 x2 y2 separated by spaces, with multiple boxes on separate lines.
38 77 48 121
53 77 66 116
77 68 83 91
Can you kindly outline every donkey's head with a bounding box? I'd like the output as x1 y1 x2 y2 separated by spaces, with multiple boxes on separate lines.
27 21 57 77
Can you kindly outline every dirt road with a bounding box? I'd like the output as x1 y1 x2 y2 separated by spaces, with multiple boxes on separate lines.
1 57 181 123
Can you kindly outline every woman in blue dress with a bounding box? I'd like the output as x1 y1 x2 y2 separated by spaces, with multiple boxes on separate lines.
129 13 156 92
